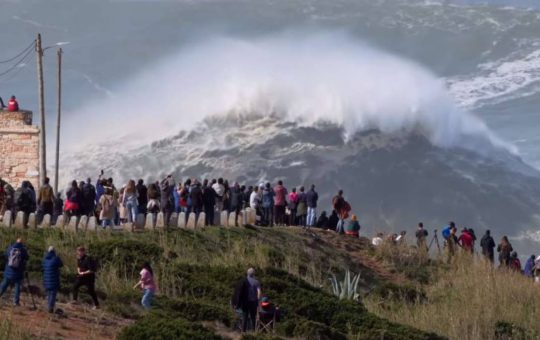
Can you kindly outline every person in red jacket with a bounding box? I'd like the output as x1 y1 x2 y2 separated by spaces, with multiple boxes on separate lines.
7 96 19 112
458 228 474 253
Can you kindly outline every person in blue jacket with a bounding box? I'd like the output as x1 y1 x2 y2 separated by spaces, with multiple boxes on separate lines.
0 238 29 306
43 246 63 313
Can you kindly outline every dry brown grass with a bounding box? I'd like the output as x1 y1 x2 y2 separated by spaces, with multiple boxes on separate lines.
365 250 540 340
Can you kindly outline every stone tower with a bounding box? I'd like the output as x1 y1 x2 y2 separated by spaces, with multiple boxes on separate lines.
0 110 39 188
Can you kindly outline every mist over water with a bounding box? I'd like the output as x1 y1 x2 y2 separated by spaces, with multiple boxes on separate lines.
65 32 511 153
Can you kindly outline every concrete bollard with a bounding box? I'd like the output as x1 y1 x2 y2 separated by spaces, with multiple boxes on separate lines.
79 215 88 230
169 212 178 229
144 214 154 230
67 216 78 232
55 215 65 229
41 214 51 228
87 216 97 231
221 210 229 227
123 222 133 232
178 212 186 228
228 211 237 227
28 213 37 228
155 212 165 229
214 208 221 226
196 212 206 228
2 211 12 227
186 213 196 229
14 211 25 228
135 214 145 229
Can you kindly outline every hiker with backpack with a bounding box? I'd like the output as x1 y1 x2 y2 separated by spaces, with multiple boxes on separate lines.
72 246 99 309
43 246 63 313
0 238 29 306
133 262 157 309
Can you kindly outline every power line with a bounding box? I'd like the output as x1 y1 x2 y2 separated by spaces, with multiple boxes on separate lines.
0 40 35 64
0 47 34 78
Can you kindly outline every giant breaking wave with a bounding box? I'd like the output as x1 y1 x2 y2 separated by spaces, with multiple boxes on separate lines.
65 32 512 153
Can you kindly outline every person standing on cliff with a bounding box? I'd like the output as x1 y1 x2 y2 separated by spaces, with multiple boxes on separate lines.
37 177 54 224
0 96 5 109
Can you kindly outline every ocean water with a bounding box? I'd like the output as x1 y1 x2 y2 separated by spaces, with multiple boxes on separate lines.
1 1 540 253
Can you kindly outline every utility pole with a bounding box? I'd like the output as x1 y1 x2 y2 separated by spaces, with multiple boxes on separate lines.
54 48 62 194
36 33 46 186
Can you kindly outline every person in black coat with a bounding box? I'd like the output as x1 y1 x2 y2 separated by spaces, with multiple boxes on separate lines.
316 211 329 229
231 268 261 332
190 181 204 218
136 179 148 215
481 230 496 263
72 246 99 309
229 183 244 226
202 180 216 226
327 210 339 230
43 246 63 313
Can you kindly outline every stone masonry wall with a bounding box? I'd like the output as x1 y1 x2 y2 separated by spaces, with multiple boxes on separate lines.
0 110 39 188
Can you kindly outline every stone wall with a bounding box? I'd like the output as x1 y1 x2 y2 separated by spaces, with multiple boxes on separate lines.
0 110 39 188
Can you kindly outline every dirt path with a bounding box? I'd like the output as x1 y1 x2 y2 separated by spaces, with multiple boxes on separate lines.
0 295 132 339
311 229 407 285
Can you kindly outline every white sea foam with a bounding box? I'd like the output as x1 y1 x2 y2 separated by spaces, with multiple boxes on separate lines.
447 48 540 109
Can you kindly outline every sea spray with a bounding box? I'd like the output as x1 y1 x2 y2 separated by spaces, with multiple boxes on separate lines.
64 31 512 153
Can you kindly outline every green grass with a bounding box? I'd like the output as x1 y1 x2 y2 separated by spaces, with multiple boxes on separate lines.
0 226 443 339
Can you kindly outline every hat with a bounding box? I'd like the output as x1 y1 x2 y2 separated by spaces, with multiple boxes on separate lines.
48 246 55 252
261 295 270 307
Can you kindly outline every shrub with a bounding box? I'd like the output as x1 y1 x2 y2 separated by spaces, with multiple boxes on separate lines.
117 316 222 340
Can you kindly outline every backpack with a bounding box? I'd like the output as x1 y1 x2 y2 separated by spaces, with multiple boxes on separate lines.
8 247 23 269
83 184 96 201
442 226 451 239
16 189 31 209
101 196 112 216
262 191 273 208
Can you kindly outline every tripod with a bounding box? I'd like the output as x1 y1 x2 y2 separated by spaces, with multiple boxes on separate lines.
428 229 441 253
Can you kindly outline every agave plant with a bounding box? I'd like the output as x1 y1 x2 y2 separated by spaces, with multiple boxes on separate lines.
329 270 362 301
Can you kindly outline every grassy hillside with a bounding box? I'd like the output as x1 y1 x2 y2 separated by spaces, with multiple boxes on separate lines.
366 244 540 340
0 225 441 339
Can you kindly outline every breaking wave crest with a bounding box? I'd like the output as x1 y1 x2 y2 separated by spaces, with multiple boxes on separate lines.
66 32 513 152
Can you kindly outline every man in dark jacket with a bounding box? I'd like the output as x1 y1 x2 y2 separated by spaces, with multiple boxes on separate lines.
82 179 96 217
52 193 63 225
229 183 244 226
0 238 29 306
480 230 496 263
190 180 204 219
231 268 262 332
14 181 35 227
72 246 99 309
43 246 63 313
136 179 148 215
202 179 216 226
305 184 319 228
160 176 174 226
